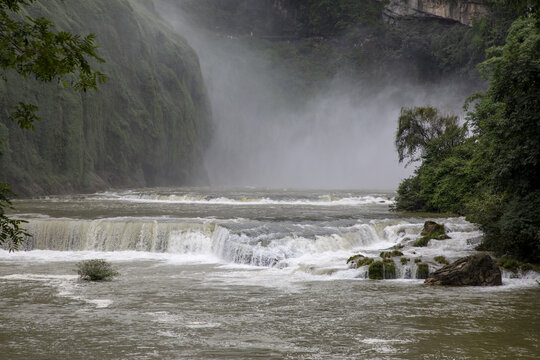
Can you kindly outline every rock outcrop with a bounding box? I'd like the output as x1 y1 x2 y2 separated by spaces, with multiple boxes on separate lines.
425 253 502 286
383 0 489 26
413 220 449 247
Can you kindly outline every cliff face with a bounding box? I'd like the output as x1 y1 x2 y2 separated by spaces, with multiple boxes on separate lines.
383 0 489 26
0 0 212 195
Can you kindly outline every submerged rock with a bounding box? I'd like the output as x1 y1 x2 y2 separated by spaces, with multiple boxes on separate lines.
425 253 502 286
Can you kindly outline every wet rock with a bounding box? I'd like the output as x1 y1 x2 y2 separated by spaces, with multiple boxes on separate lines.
413 220 449 247
347 254 374 268
416 263 429 279
425 253 502 286
368 259 396 280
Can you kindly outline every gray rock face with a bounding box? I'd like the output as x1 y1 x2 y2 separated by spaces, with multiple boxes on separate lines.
383 0 489 26
425 253 502 286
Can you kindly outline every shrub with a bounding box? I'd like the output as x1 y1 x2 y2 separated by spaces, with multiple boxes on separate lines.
76 259 119 281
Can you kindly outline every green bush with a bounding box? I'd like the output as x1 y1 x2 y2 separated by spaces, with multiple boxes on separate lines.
76 259 119 281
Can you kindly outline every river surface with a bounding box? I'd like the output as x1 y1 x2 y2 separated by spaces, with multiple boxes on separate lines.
1 188 539 359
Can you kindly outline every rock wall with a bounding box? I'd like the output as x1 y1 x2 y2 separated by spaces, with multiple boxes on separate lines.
383 0 489 26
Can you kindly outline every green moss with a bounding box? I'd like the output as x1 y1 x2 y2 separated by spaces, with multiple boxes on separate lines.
400 257 409 265
416 263 429 279
346 254 374 268
368 259 396 280
414 258 422 264
421 221 450 240
434 256 449 265
413 237 431 247
380 250 404 258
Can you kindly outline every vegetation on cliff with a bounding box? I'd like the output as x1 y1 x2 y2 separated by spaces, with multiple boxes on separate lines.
1 0 108 250
166 0 534 89
394 14 540 263
0 0 212 196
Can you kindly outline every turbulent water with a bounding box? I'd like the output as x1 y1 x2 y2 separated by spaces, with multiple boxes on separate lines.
1 188 539 359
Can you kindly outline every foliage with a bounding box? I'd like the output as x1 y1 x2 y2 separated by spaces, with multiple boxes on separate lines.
395 106 466 166
0 0 106 128
76 259 118 281
394 15 540 263
0 183 29 251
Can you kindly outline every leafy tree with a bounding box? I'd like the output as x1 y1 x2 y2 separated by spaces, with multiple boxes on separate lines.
395 106 466 165
0 0 105 251
466 14 540 262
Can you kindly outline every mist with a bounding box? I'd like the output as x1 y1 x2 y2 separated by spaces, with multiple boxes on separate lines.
153 1 472 190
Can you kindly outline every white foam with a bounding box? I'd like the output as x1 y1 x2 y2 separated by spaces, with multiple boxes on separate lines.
82 192 395 206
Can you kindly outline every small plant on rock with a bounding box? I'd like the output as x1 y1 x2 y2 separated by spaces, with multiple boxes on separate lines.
76 259 119 281
434 256 449 265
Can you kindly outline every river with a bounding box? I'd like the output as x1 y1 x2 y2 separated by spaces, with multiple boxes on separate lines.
1 188 539 359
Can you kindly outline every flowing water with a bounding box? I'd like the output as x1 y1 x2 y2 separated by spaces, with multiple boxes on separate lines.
1 188 539 359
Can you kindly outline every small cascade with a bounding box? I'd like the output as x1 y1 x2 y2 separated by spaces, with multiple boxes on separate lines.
19 217 409 266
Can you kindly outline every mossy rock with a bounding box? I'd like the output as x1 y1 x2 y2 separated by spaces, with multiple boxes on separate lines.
413 236 431 247
414 258 422 264
380 250 404 258
414 221 450 247
346 254 374 268
416 263 429 279
421 221 450 240
496 257 533 273
434 256 449 265
368 259 396 280
400 257 410 265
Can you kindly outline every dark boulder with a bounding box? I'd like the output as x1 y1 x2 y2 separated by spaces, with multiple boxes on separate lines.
425 253 502 286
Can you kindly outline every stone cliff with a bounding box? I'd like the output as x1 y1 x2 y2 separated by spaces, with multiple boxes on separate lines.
383 0 489 26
